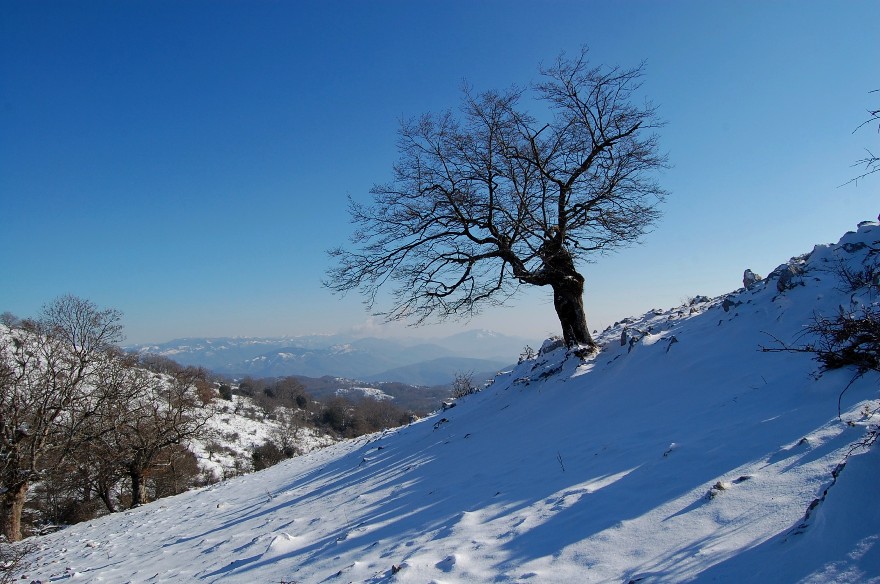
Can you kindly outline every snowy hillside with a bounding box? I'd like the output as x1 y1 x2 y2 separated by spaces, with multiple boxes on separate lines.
15 223 880 583
189 395 338 482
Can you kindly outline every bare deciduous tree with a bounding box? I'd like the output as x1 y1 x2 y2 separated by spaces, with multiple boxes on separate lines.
0 296 122 541
327 49 667 348
844 89 879 186
270 409 302 457
451 370 476 399
88 361 213 507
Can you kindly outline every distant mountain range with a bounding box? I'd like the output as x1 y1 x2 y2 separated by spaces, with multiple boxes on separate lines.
128 329 535 385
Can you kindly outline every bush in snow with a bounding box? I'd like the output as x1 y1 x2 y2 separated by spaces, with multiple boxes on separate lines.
804 304 880 374
830 255 880 292
218 383 233 400
451 370 477 399
518 345 536 363
252 441 290 471
0 538 33 584
767 238 880 387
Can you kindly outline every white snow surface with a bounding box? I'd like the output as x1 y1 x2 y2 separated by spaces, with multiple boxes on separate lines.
190 395 337 481
335 386 394 401
16 223 880 583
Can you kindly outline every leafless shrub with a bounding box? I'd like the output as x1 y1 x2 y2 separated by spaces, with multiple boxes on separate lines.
836 259 880 293
0 538 34 584
518 346 536 363
805 306 880 374
764 303 880 418
451 370 477 399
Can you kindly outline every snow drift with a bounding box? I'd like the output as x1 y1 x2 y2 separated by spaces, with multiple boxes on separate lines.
16 223 880 583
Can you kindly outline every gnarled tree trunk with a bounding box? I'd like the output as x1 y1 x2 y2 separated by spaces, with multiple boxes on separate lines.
551 274 594 348
1 481 28 542
129 468 148 508
540 239 595 349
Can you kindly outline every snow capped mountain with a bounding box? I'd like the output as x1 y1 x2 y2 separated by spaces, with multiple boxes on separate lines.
16 222 880 583
128 332 530 384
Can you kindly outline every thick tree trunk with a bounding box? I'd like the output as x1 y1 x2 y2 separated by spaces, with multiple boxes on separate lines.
97 482 116 513
551 274 595 348
0 481 28 542
537 239 595 349
129 469 147 508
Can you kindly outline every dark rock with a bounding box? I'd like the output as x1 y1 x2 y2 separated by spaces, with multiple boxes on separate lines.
773 264 804 292
539 337 565 355
722 297 742 312
743 269 763 289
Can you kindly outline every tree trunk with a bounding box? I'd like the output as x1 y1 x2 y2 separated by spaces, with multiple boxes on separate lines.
97 481 116 513
551 274 594 348
129 468 147 508
540 241 595 349
0 481 28 542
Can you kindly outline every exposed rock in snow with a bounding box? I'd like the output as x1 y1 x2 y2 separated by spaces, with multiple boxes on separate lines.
743 268 763 289
771 262 805 293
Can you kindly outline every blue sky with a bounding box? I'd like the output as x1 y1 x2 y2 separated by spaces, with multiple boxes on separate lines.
1 0 878 345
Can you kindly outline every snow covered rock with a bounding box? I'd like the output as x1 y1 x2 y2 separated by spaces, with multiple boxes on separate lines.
743 268 763 289
769 262 805 292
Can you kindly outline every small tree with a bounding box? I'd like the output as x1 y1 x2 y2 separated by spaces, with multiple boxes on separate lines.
87 361 213 507
218 383 233 401
451 370 476 399
252 441 287 472
518 345 536 363
270 409 302 458
327 48 667 347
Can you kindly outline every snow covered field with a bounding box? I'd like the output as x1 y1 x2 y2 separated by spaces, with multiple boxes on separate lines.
14 223 880 582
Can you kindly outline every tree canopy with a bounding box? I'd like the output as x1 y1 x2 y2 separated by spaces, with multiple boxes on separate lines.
327 49 668 347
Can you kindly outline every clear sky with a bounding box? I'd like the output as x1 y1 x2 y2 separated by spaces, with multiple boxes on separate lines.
1 0 878 345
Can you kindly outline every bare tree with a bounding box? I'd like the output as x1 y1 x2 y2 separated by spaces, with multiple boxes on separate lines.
270 409 302 457
88 361 213 507
844 89 879 186
451 370 476 399
327 49 667 348
0 296 122 541
0 538 34 584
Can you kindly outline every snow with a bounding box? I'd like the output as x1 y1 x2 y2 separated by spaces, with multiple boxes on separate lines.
12 222 880 583
188 395 337 481
336 386 394 401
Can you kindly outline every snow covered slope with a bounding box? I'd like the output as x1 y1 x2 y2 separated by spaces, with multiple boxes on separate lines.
17 223 880 583
190 394 338 481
